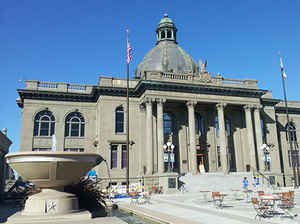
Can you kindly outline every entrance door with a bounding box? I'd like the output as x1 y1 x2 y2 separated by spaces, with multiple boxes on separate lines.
197 152 205 173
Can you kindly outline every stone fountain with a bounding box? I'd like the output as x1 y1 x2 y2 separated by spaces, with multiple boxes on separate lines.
5 152 125 224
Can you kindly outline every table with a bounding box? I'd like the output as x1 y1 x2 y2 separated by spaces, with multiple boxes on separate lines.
212 192 227 208
260 196 281 216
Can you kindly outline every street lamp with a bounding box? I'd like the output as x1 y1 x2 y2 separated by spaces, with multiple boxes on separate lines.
163 142 175 172
260 143 273 171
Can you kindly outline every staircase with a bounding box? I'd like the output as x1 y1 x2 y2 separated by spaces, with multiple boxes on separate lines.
179 172 273 193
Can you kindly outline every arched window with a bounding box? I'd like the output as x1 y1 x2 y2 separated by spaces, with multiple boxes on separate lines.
65 111 85 137
195 113 205 136
115 106 124 133
215 116 230 136
163 113 172 135
161 31 165 39
286 121 297 142
33 110 55 136
167 30 172 38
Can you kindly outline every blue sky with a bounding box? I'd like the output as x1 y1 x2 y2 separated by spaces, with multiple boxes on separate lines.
1 0 299 153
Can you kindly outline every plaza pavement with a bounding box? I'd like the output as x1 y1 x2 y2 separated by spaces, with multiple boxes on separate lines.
1 188 300 224
116 188 300 224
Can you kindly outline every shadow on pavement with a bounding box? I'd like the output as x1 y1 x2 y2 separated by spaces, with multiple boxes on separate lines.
0 202 22 223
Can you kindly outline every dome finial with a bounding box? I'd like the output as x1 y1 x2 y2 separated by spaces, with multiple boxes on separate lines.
164 13 168 17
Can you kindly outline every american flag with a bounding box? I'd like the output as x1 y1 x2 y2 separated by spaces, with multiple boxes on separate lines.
280 56 287 78
127 41 132 64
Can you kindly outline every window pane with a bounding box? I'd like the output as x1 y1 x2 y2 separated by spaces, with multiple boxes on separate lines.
33 122 39 136
225 119 230 136
65 123 69 137
111 145 118 168
116 122 124 133
41 116 50 121
215 116 219 137
121 145 127 169
71 123 79 136
40 122 49 136
115 109 124 133
50 122 55 136
80 124 85 137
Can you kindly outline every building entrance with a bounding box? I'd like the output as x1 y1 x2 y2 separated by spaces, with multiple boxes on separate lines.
197 152 205 173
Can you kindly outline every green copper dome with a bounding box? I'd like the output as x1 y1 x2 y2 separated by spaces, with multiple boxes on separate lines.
158 13 175 28
136 14 197 77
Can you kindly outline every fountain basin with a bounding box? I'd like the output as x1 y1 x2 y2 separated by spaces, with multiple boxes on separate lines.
5 152 103 218
5 152 103 188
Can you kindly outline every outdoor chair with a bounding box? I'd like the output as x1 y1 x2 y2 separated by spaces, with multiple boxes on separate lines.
278 191 297 218
257 190 264 197
212 192 226 208
251 197 273 219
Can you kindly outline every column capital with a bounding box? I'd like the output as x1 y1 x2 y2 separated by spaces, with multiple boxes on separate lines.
243 104 254 111
186 100 197 108
141 97 154 105
156 98 166 104
216 102 227 110
253 104 263 110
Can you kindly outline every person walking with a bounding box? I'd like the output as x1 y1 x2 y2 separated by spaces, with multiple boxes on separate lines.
242 177 248 191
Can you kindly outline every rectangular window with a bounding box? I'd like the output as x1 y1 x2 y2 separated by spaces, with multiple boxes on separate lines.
121 145 127 169
64 148 84 152
217 146 221 167
32 148 51 151
111 145 118 168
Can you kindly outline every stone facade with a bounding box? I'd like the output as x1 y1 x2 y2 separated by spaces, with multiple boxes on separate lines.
0 129 12 198
16 15 300 188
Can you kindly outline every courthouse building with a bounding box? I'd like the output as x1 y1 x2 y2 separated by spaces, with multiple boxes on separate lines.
17 14 300 187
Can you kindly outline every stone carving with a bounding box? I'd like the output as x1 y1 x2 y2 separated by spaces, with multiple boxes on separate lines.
216 103 227 110
156 98 166 104
186 100 197 108
243 104 254 111
199 59 207 72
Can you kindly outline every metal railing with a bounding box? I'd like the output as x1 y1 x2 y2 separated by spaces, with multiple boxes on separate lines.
251 167 277 190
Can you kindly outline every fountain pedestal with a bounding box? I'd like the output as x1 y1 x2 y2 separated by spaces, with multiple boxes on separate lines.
5 152 126 224
22 189 80 216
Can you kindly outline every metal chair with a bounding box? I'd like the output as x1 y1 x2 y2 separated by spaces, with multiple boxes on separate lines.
251 197 273 219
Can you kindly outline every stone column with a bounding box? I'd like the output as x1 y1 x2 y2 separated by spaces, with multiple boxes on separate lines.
145 98 153 175
216 103 228 173
187 101 197 174
244 105 257 171
253 105 265 171
157 98 166 173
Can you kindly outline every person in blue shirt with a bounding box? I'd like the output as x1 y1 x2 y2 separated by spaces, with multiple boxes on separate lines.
86 169 97 183
242 177 248 191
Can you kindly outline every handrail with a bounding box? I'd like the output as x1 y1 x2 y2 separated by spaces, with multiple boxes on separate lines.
251 167 277 190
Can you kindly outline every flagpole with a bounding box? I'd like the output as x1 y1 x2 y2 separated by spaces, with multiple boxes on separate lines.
126 29 130 194
279 52 297 188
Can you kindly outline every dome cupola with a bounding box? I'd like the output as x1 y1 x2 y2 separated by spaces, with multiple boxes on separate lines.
156 13 177 43
136 14 198 78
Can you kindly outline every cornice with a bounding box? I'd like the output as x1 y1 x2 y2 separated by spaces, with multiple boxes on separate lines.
17 79 268 108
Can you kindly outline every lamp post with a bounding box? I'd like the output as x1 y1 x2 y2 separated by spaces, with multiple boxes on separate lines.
163 142 175 172
286 124 299 188
260 143 273 171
